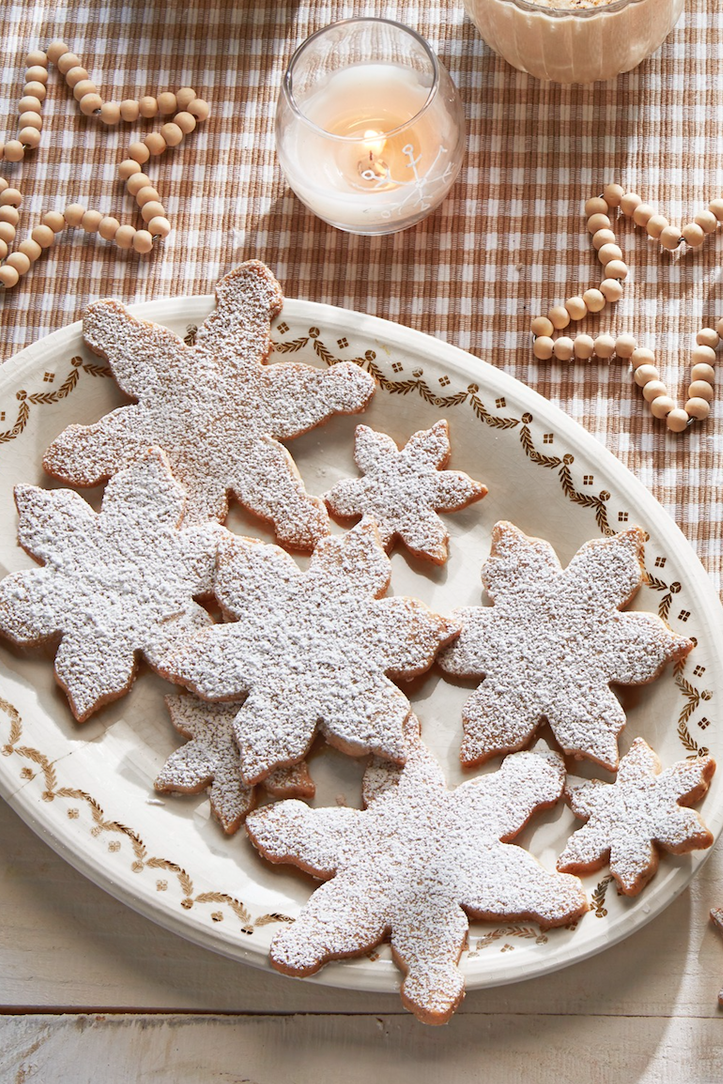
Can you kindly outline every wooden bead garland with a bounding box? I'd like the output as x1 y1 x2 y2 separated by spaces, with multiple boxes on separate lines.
530 185 721 432
0 40 210 287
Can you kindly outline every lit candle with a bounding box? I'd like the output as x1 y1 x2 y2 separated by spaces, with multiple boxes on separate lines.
275 19 466 235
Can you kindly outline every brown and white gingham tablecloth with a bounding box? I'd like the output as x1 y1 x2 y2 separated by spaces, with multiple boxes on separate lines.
0 0 721 592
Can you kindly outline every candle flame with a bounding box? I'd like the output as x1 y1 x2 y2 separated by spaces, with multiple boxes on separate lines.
362 129 387 158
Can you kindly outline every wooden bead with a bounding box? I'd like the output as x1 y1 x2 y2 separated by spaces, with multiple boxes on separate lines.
26 49 48 68
688 380 714 401
188 98 210 121
666 408 690 433
6 251 31 275
584 197 608 217
176 87 196 109
71 77 97 100
128 141 151 164
139 96 158 118
144 132 167 156
19 112 42 131
594 334 616 358
582 288 605 313
573 334 595 360
173 111 196 135
645 215 668 239
660 225 682 250
19 129 41 150
56 52 81 75
147 216 171 238
600 278 624 302
592 228 616 250
597 243 623 265
692 345 716 366
717 318 723 339
19 238 42 261
633 364 660 387
615 334 638 358
81 210 103 232
3 141 25 162
133 229 154 253
531 316 554 337
63 204 85 227
552 337 574 361
682 223 705 247
41 209 64 232
25 65 48 84
0 222 16 244
619 192 642 216
118 159 141 180
532 336 554 360
120 99 140 122
141 200 165 223
691 363 716 384
0 207 20 226
126 172 152 196
160 122 183 147
0 179 8 193
650 395 675 418
157 92 177 115
548 305 570 330
695 209 718 233
65 66 89 88
0 239 8 260
603 183 625 207
79 93 103 116
24 81 47 101
100 102 122 125
1 188 22 208
98 216 120 240
632 203 654 227
587 213 611 234
685 397 711 420
565 296 587 321
696 329 719 349
631 347 656 369
709 199 723 222
136 186 160 207
31 224 54 247
0 265 20 288
603 260 628 280
18 95 43 114
46 41 71 64
114 224 136 249
642 380 668 403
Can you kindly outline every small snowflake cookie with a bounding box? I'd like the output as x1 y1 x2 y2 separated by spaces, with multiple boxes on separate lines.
43 260 376 551
438 521 692 771
325 421 487 564
0 449 220 721
157 518 458 785
557 738 715 895
246 716 588 1026
155 693 315 834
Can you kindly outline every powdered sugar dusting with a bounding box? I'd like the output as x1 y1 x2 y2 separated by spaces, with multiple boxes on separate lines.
438 521 693 771
246 717 587 1025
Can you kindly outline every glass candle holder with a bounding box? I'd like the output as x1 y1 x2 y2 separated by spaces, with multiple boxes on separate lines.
464 0 684 85
275 18 467 235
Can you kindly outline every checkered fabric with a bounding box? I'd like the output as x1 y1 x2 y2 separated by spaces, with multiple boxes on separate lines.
0 0 721 592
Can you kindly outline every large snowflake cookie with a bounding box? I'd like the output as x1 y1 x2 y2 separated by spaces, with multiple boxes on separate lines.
557 738 715 895
324 421 487 564
155 693 315 834
43 260 376 550
157 518 458 784
246 717 588 1026
438 521 692 771
0 449 220 721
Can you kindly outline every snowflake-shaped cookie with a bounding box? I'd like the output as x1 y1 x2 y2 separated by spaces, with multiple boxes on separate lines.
155 694 315 834
246 717 588 1025
43 260 376 550
157 519 458 784
557 738 715 895
0 449 220 721
324 421 487 564
438 521 692 771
